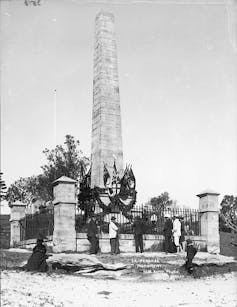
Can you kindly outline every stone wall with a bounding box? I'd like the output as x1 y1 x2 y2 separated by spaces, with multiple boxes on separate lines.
76 233 207 253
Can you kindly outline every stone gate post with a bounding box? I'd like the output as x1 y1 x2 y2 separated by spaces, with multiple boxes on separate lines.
52 176 77 252
197 190 220 254
9 201 26 247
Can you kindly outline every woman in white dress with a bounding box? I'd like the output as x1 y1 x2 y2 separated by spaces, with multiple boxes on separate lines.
172 216 181 252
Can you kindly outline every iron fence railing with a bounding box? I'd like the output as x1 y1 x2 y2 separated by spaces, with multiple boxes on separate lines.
18 205 200 240
75 206 201 235
20 208 54 241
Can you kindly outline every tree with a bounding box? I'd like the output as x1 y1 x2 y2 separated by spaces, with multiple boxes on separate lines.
41 135 89 182
6 135 89 203
148 192 173 213
220 195 237 233
5 176 44 204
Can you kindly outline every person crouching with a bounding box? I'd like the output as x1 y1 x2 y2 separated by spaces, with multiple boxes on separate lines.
26 238 49 272
185 239 197 274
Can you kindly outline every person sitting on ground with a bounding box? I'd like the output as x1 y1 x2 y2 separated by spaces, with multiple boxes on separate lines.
87 214 100 254
184 239 197 274
26 238 49 272
132 216 144 253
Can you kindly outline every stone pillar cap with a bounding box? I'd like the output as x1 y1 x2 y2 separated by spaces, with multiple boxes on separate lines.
196 189 220 198
9 201 26 208
53 176 77 186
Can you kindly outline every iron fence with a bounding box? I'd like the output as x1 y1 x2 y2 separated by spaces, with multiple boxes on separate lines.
75 206 201 235
20 208 54 241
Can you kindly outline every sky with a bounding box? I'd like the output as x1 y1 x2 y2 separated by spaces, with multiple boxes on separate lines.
1 0 237 209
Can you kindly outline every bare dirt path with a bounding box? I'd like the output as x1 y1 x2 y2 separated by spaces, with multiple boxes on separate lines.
1 270 236 307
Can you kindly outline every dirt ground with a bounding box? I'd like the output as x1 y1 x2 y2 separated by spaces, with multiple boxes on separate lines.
1 269 237 307
1 249 237 307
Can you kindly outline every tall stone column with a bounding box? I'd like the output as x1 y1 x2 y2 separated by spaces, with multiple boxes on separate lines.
53 176 77 252
9 201 26 247
91 11 123 187
197 190 220 254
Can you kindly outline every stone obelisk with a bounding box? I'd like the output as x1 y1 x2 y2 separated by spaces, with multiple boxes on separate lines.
91 11 123 188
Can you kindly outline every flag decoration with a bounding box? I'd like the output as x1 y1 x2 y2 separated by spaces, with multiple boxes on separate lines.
128 166 136 189
103 163 111 187
79 162 86 181
112 159 119 185
81 165 91 188
85 166 91 188
78 159 136 216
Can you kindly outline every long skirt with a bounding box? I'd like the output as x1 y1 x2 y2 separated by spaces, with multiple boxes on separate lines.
26 252 48 272
173 235 180 247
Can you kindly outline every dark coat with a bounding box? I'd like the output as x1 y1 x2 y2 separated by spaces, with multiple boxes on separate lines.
180 221 185 242
163 218 173 236
187 244 197 261
87 220 98 237
185 244 198 273
132 219 144 235
26 243 48 272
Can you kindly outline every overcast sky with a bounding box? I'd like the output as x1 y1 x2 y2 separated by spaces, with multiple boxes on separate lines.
1 0 237 208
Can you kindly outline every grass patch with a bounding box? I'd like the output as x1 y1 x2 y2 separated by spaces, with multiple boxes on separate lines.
220 231 237 258
0 250 31 269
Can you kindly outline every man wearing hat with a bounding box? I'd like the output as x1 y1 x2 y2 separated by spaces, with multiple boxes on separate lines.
87 215 99 254
163 213 173 253
132 216 144 253
185 239 197 274
109 216 120 255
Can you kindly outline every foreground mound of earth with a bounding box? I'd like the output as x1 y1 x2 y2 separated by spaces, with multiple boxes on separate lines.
1 249 237 281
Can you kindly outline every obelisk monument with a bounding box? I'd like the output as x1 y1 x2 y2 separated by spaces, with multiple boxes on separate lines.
91 12 123 188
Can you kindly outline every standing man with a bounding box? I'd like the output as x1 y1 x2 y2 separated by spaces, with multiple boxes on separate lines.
172 215 181 252
109 216 120 255
163 213 173 253
87 215 99 254
132 216 144 253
